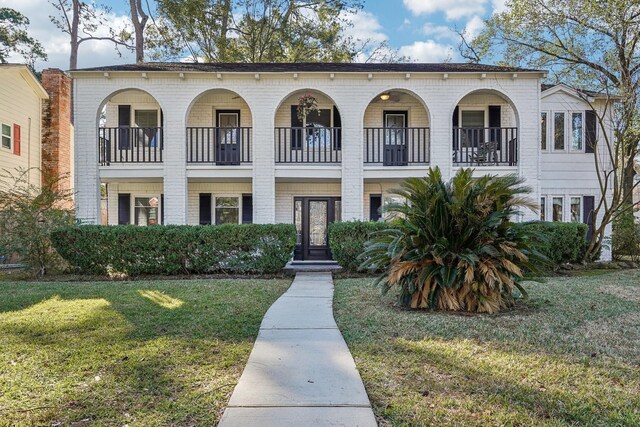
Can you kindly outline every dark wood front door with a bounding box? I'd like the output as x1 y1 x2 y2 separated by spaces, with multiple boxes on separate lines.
294 197 341 260
383 111 408 166
216 110 240 165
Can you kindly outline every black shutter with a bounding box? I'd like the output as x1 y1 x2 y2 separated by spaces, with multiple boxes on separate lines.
118 193 131 225
118 105 131 149
452 106 459 148
333 106 342 150
160 194 164 224
489 105 502 144
370 194 382 221
585 110 596 153
199 193 212 225
242 194 253 224
583 196 595 241
291 105 303 149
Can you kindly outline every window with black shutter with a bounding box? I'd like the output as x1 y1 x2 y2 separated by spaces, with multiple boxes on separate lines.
118 105 131 149
370 194 382 221
118 193 131 224
488 105 502 144
333 106 342 150
199 193 212 225
242 194 253 224
291 105 303 149
585 110 597 153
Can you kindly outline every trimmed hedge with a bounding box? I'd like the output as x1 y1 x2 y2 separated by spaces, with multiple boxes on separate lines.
51 224 297 275
329 220 589 272
328 221 389 272
519 221 588 265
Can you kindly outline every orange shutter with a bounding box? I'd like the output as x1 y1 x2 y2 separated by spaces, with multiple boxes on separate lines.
13 124 20 155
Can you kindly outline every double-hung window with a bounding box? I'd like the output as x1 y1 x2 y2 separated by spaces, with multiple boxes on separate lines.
215 197 240 224
554 112 565 150
571 112 584 151
1 124 11 149
540 112 548 150
570 197 582 222
552 197 564 222
134 196 160 226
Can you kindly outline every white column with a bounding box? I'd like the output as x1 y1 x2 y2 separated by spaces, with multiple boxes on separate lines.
161 101 188 224
340 112 364 220
252 105 276 223
74 79 101 224
428 106 454 181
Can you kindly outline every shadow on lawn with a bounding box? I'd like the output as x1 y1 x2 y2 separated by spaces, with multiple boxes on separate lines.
0 279 288 425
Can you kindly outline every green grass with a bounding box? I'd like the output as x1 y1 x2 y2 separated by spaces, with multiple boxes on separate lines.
334 270 640 427
0 278 290 426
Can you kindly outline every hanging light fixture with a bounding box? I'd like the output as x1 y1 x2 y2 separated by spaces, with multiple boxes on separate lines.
380 93 391 101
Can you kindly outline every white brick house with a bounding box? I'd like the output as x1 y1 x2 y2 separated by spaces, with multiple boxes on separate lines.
70 63 612 261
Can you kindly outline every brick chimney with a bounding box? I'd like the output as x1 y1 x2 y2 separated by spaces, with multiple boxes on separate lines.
41 68 72 192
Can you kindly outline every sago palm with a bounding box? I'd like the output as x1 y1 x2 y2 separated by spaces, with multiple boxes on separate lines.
361 167 544 314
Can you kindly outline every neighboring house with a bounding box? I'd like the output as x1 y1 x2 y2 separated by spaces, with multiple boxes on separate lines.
69 62 613 261
0 64 48 189
0 64 74 195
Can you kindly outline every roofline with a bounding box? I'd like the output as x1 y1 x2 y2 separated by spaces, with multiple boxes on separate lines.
0 64 49 99
541 83 621 101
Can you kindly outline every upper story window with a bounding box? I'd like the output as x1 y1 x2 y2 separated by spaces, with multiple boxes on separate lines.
543 111 586 153
1 123 11 149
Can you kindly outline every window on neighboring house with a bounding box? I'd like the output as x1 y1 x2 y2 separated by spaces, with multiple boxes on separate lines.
541 112 547 150
1 123 11 149
540 197 546 221
134 196 160 226
215 197 239 224
571 112 583 151
554 112 565 150
571 197 581 222
552 197 563 222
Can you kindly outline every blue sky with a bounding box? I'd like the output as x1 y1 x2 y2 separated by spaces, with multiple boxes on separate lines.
3 0 506 69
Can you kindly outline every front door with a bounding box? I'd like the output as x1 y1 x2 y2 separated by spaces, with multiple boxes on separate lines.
383 111 408 166
294 197 341 260
216 110 240 165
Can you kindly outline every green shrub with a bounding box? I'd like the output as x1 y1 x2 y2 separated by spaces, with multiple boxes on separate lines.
612 213 640 261
521 221 588 265
51 224 297 275
328 221 389 271
361 168 545 314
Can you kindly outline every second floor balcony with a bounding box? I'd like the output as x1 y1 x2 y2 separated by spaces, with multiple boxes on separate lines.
99 127 163 165
364 127 430 166
186 127 252 165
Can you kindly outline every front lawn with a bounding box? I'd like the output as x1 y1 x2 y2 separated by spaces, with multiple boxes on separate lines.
0 278 290 426
334 270 640 426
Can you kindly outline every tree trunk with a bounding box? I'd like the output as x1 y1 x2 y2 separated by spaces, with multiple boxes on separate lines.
70 0 79 69
623 161 636 204
130 0 148 63
218 0 231 61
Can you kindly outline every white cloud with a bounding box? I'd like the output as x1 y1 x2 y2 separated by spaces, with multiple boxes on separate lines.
422 23 455 40
341 10 388 44
492 0 508 14
464 15 485 39
403 0 487 20
398 40 453 62
3 0 134 70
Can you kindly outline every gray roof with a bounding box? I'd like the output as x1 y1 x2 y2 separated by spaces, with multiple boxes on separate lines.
72 62 543 74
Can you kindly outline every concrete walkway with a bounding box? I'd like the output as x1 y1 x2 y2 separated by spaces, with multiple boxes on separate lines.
218 272 377 427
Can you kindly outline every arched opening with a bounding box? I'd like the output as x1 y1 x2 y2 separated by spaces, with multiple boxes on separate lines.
97 89 164 165
96 89 164 226
274 89 342 164
185 89 253 165
363 89 431 166
452 89 519 166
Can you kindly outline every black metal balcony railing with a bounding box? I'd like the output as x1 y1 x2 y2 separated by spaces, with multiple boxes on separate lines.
364 127 430 166
452 127 518 166
186 127 252 165
275 127 342 164
99 127 163 165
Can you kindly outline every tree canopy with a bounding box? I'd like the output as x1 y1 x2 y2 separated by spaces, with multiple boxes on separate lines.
0 7 46 66
146 0 364 62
